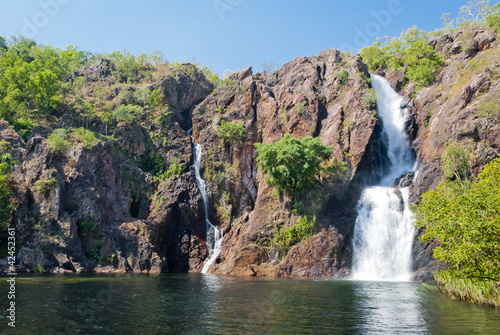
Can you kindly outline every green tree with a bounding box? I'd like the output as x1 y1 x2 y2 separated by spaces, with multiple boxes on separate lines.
441 142 473 186
414 158 500 282
403 40 444 90
0 174 13 231
254 135 333 196
148 89 163 110
456 0 492 27
217 120 245 145
47 130 72 156
487 3 500 31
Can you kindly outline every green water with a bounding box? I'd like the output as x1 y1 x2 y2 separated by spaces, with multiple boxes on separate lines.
0 274 499 334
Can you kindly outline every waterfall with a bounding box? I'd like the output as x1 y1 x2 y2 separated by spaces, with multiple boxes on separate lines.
192 142 223 274
351 75 416 282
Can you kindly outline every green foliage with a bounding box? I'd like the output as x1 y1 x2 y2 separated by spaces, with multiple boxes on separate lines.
12 118 36 142
362 89 378 110
217 120 245 145
33 177 56 195
269 215 314 257
155 157 185 181
404 40 444 90
295 101 308 116
0 174 13 231
479 95 500 137
148 89 163 110
107 254 116 263
47 131 72 156
85 239 105 262
113 104 142 122
487 3 500 31
441 142 472 185
80 214 97 237
0 140 10 154
33 264 44 273
359 27 442 90
133 87 151 106
0 153 15 175
414 158 500 284
254 134 333 197
434 269 499 307
107 51 143 83
0 40 89 123
199 64 221 85
334 69 349 85
71 127 97 149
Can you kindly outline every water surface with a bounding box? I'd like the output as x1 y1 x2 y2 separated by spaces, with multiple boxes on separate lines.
0 274 499 334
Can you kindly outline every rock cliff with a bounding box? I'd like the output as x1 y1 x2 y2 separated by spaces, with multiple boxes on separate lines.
1 27 499 280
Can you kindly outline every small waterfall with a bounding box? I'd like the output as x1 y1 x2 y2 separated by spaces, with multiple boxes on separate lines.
192 142 223 274
351 75 416 282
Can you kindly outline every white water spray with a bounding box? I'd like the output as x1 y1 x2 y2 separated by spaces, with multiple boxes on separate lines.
192 143 223 274
352 75 416 282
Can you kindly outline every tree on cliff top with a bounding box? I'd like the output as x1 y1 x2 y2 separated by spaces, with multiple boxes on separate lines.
254 135 343 197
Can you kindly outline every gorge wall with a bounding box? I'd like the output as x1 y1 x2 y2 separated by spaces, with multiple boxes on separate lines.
1 27 499 280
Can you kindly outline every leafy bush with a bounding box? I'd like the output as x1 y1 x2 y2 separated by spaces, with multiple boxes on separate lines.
217 120 245 145
359 28 443 90
0 140 10 154
334 69 349 85
107 51 143 83
33 264 44 273
85 239 105 261
47 132 71 156
0 174 13 231
33 177 56 195
113 104 142 122
71 127 96 149
254 135 333 196
414 158 500 297
441 142 472 185
0 153 14 175
403 40 444 90
295 101 308 116
80 214 98 237
479 95 500 137
148 89 163 110
487 3 500 31
434 269 499 307
155 158 185 181
133 87 150 106
269 215 314 257
362 89 378 110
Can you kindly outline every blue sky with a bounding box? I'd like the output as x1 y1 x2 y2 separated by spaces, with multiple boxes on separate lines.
0 1 479 74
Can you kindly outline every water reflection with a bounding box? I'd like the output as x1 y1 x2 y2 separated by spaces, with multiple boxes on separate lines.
1 274 500 335
353 281 428 334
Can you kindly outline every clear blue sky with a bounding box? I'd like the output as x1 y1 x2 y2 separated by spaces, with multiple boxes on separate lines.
0 0 480 74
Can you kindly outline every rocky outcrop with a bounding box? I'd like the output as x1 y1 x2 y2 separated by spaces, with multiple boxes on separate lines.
383 27 500 281
191 49 379 278
2 27 499 280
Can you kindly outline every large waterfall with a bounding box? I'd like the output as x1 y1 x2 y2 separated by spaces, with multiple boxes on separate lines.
351 75 416 282
192 142 223 274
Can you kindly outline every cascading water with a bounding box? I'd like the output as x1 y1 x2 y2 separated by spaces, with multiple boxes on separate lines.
192 142 223 274
351 75 416 282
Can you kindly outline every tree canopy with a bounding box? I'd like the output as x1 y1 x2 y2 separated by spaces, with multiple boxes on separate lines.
254 135 334 197
414 158 500 282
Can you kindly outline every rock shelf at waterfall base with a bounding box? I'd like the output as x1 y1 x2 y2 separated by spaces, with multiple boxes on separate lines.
351 75 417 282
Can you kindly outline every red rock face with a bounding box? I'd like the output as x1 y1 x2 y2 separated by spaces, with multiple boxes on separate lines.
192 50 377 278
383 28 500 280
4 29 498 278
